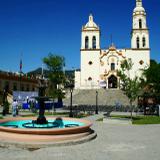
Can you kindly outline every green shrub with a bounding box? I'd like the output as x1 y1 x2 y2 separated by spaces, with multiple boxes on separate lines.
3 101 10 114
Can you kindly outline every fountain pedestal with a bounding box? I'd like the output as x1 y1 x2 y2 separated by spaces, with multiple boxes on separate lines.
34 77 48 125
35 97 48 124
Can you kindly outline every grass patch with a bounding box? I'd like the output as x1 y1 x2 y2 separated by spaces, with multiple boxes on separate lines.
45 112 69 116
111 115 160 125
96 118 103 121
21 111 69 117
20 112 90 118
21 114 36 117
0 116 3 119
96 114 160 125
111 115 132 119
132 116 160 125
74 113 90 118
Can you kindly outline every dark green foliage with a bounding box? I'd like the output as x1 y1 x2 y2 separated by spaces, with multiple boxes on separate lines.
0 91 3 105
65 70 75 87
118 59 141 119
118 59 140 102
142 60 160 94
3 100 10 114
43 53 65 99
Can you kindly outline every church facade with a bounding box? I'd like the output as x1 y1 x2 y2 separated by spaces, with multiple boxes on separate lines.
75 0 150 89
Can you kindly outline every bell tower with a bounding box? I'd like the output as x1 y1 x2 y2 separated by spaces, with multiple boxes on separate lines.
131 0 149 49
81 14 100 50
80 14 101 89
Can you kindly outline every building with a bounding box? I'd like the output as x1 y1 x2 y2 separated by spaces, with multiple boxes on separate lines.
75 0 150 89
0 71 38 93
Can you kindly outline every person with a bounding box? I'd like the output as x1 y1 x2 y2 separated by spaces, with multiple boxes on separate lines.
12 99 18 117
115 100 121 111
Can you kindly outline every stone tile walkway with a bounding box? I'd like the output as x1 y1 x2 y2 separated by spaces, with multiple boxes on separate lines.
0 111 160 160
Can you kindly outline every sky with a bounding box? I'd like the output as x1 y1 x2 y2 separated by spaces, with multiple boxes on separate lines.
0 0 159 73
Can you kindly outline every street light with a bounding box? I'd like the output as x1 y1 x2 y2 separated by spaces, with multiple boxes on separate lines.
95 91 98 114
68 83 74 117
2 89 6 116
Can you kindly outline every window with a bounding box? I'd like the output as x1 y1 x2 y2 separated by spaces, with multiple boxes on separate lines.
88 61 93 65
136 37 140 49
92 36 96 49
88 77 92 81
21 84 24 91
32 86 35 91
85 36 89 49
111 63 115 71
0 80 1 91
4 81 9 92
139 19 142 29
139 60 144 65
26 84 30 91
142 37 146 47
13 83 17 91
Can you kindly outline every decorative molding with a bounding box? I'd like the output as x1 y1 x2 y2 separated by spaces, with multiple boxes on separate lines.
80 49 101 51
82 29 100 32
132 29 149 31
132 48 150 51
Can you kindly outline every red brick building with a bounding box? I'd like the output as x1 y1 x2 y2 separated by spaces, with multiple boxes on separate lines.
0 71 38 93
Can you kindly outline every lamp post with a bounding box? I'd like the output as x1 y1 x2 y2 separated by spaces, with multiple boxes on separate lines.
95 91 98 114
2 89 6 116
68 83 74 117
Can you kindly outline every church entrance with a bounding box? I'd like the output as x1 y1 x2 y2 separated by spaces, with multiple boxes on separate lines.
108 75 118 89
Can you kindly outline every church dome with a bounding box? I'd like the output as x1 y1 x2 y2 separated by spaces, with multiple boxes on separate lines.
133 6 145 13
83 14 99 30
133 0 146 14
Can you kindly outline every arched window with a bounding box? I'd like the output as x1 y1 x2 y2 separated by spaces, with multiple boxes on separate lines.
85 36 89 49
139 19 142 29
88 61 93 65
142 37 146 47
88 77 92 81
136 37 140 49
13 83 17 91
92 36 96 49
111 63 115 71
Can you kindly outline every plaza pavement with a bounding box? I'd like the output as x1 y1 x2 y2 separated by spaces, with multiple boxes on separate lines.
0 112 160 160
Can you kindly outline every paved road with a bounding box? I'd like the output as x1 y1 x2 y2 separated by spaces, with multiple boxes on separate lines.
0 114 160 160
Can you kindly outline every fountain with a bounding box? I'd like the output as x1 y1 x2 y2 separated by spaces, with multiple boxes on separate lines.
0 77 96 148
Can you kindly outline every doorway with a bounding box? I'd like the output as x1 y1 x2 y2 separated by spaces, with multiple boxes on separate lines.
108 75 118 89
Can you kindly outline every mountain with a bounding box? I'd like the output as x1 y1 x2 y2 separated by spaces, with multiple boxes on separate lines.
27 68 76 80
27 68 49 77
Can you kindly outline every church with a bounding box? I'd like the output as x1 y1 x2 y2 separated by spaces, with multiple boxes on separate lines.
75 0 150 89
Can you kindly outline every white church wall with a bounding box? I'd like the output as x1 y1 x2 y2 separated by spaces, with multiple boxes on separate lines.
80 50 100 89
125 49 150 78
75 71 81 89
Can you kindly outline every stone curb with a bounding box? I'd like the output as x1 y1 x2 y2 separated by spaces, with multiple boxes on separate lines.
0 132 97 150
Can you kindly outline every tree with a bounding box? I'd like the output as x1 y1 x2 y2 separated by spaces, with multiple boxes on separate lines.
43 53 65 99
118 59 141 119
142 60 160 94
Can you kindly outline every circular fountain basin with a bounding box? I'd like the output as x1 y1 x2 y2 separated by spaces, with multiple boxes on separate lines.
0 117 96 148
0 117 92 135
